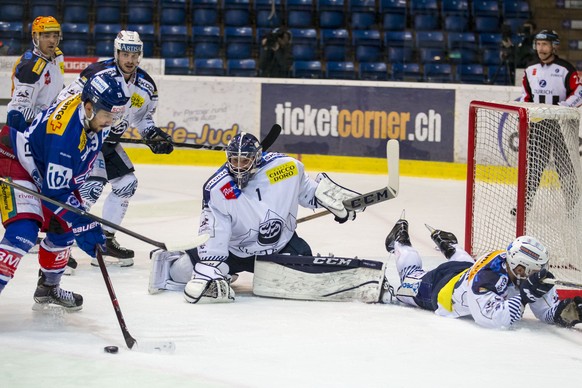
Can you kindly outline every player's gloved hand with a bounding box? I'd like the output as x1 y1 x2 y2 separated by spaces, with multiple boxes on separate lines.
7 109 33 132
71 217 106 258
315 172 359 224
553 296 582 327
519 268 554 305
143 126 174 154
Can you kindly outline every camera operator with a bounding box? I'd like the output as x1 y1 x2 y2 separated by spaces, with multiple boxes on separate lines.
258 27 293 78
499 24 516 81
515 20 537 68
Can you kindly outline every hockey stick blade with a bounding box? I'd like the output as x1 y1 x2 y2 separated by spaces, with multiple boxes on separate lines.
132 340 176 353
543 278 582 289
0 177 207 251
297 140 400 222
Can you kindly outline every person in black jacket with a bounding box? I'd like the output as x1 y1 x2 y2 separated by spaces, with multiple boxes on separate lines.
258 27 293 78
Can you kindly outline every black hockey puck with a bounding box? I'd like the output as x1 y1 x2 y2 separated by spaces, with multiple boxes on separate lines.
104 346 119 354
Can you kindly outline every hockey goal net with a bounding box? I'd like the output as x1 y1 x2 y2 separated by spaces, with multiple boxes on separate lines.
465 100 582 296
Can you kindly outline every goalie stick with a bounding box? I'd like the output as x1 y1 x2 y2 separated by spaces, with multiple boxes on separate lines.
543 278 582 289
298 139 400 223
0 177 209 251
95 246 175 353
117 124 282 152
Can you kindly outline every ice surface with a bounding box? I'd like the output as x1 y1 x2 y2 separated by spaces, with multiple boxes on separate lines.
1 165 581 388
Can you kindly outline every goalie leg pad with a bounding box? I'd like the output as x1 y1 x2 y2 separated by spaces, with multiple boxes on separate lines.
253 254 386 303
148 250 191 294
183 279 235 304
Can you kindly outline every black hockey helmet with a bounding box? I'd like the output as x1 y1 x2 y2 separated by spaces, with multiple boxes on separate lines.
225 132 262 189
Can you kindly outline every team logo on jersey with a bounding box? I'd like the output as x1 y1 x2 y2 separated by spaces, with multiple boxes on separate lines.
130 93 144 108
220 181 240 199
44 71 50 85
46 163 73 190
266 161 298 184
258 218 283 246
32 58 46 75
48 94 81 136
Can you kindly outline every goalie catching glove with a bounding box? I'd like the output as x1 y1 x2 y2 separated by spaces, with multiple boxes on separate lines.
184 261 235 304
315 173 360 223
553 296 582 327
143 126 174 154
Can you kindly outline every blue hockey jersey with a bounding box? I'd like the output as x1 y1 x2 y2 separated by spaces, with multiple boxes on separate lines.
10 93 109 224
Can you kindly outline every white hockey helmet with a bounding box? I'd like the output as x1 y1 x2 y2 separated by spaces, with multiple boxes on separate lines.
506 236 549 280
114 30 143 66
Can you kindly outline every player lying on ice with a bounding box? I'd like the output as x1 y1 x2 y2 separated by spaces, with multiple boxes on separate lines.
385 213 582 328
149 132 393 304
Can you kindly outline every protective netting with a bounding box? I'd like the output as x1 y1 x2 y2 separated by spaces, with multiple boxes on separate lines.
469 101 582 283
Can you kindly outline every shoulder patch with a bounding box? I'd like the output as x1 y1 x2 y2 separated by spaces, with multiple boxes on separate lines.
220 181 240 200
32 58 47 75
265 161 298 184
47 94 82 136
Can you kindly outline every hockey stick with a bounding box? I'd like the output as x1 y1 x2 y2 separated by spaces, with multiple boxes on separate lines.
543 278 582 289
0 177 208 251
297 139 400 223
117 124 282 152
95 246 175 352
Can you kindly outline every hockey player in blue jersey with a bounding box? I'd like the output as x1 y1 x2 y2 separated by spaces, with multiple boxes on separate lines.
386 215 582 329
0 73 130 311
56 30 173 265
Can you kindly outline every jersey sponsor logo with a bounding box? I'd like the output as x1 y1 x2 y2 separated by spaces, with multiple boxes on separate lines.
137 77 155 95
46 163 73 190
205 169 229 191
32 58 46 75
44 71 50 85
495 275 508 293
539 80 547 87
313 257 353 265
266 161 298 184
220 181 240 199
78 129 87 151
0 250 21 268
48 94 81 136
15 88 31 98
130 93 145 108
258 219 283 245
467 250 503 282
0 182 17 220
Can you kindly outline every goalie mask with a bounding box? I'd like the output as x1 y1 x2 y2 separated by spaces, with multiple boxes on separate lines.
226 132 262 189
506 236 549 281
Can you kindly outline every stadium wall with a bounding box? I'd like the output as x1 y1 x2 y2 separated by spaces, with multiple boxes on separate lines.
0 58 525 179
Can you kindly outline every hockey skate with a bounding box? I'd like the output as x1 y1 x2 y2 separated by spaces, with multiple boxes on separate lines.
33 274 83 312
426 224 458 260
92 231 134 267
385 213 411 254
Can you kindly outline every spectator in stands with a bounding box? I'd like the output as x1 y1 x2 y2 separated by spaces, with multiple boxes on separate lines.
258 27 293 78
515 20 537 68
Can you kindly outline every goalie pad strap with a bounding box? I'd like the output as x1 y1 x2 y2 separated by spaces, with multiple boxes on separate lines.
253 254 386 303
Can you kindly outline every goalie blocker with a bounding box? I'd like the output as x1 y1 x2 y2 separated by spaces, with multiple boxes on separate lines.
253 254 393 303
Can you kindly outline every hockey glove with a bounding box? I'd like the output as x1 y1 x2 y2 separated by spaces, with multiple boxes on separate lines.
7 109 33 132
519 268 554 305
315 173 359 224
183 261 235 304
71 218 106 258
143 126 174 154
553 296 582 327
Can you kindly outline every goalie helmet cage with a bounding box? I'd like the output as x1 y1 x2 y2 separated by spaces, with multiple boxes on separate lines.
465 100 582 298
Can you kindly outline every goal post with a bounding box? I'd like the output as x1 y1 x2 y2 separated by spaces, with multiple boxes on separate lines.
466 100 582 298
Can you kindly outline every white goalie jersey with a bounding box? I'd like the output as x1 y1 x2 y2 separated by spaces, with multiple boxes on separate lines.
198 152 318 261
